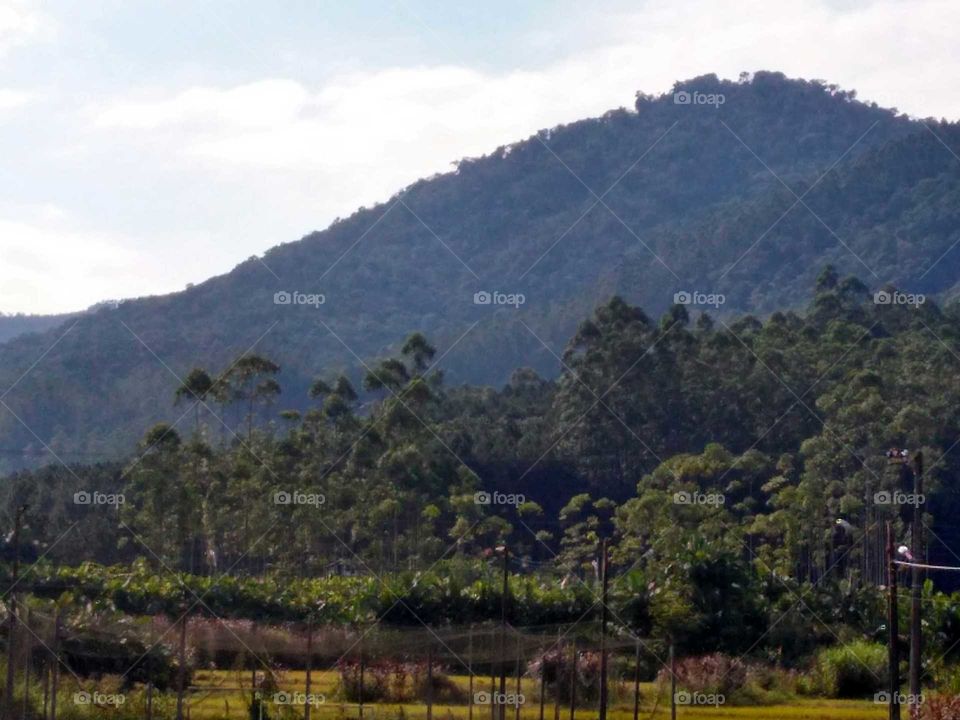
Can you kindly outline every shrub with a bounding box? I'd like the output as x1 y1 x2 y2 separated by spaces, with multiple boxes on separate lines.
412 666 466 704
527 646 603 705
657 653 747 699
337 659 464 704
922 694 960 720
337 659 391 702
814 641 887 698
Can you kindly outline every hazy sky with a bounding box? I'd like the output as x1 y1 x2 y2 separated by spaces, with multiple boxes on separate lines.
1 0 958 314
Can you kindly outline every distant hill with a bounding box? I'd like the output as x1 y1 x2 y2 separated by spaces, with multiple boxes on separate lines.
0 311 79 345
3 70 959 472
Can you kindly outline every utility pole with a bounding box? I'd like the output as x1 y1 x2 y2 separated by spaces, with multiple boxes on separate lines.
598 540 609 720
669 641 676 720
304 616 314 720
909 451 923 715
176 612 188 720
4 505 27 720
887 522 900 720
498 545 509 720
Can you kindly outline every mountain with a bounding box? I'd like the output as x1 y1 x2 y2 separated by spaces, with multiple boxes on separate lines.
0 311 81 345
2 70 959 472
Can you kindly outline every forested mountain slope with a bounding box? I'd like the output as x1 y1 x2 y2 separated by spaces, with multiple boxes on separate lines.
3 71 958 471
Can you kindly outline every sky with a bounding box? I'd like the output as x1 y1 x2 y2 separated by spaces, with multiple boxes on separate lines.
1 0 958 314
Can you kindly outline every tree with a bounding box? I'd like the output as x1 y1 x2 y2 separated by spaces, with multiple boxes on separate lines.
175 367 214 434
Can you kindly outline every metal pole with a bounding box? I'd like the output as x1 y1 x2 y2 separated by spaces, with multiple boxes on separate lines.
887 522 901 720
20 607 29 720
469 626 475 720
4 506 26 720
909 452 923 715
539 643 546 720
147 615 154 720
359 633 365 720
598 540 608 720
500 546 509 720
568 640 576 720
305 616 314 720
491 647 497 720
632 638 641 720
49 611 60 720
553 630 560 720
176 614 188 720
669 642 676 720
514 635 521 720
427 643 434 720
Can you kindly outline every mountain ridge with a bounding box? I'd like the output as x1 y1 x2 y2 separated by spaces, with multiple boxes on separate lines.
2 70 957 472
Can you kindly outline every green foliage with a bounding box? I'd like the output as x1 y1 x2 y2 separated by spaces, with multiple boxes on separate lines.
813 641 887 698
0 72 937 470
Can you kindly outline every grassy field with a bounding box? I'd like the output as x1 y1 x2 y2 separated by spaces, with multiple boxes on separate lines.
181 671 888 720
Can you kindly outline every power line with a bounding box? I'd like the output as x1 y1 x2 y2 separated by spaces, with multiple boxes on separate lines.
894 560 960 572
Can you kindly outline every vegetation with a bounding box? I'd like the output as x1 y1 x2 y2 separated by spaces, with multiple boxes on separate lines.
3 71 960 717
6 71 960 470
3 272 960 710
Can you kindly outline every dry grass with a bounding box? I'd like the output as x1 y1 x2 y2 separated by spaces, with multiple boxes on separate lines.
181 671 886 720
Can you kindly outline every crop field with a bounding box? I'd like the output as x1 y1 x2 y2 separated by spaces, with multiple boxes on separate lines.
174 671 887 720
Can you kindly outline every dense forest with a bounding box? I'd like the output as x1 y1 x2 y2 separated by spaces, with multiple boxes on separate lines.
7 71 960 471
4 271 960 670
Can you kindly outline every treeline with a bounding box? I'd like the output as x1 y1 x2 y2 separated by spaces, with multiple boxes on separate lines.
4 268 960 657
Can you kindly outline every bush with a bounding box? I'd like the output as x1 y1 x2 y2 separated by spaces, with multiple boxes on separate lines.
527 646 603 705
657 653 747 699
922 694 960 720
814 641 887 698
337 659 390 702
337 659 465 704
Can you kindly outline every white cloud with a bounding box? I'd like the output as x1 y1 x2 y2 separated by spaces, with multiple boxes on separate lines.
92 80 310 131
86 0 960 189
0 214 188 314
9 0 960 313
0 88 33 111
0 0 51 55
